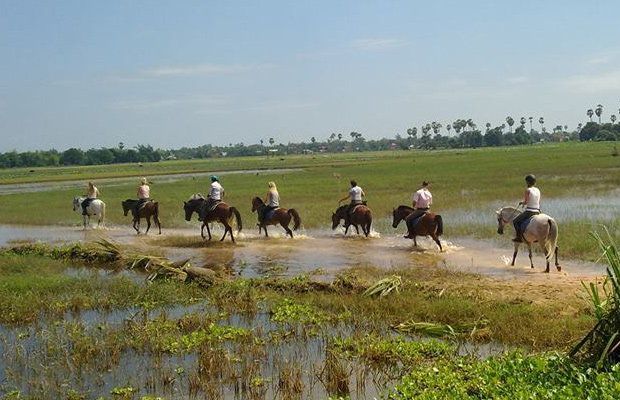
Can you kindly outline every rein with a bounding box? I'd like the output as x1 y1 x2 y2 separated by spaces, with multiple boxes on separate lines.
500 206 522 224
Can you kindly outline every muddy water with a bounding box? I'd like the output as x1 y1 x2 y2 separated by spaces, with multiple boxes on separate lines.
0 167 303 195
0 224 605 281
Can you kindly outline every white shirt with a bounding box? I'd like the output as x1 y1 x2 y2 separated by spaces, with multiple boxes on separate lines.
525 187 540 211
209 181 223 200
266 190 280 207
413 188 432 208
349 186 363 201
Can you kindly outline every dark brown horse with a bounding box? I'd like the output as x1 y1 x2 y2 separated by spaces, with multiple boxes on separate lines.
332 204 372 237
122 199 161 235
183 197 242 243
251 197 302 238
392 205 443 251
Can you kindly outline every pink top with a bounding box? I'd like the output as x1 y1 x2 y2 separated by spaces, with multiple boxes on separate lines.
137 184 150 199
413 188 432 208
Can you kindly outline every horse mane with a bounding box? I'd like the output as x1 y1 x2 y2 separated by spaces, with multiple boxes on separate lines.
189 193 205 201
253 196 265 205
398 205 414 212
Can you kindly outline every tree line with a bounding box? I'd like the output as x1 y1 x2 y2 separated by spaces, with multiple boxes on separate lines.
2 105 620 169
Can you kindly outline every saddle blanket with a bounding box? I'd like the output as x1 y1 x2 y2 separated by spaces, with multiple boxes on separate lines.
138 200 153 210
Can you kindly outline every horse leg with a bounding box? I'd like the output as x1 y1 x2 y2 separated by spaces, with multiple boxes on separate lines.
82 215 87 230
145 217 151 235
264 225 269 237
354 224 360 235
201 223 206 239
134 218 140 234
205 223 212 241
511 243 519 266
344 223 350 236
431 233 442 252
528 244 534 269
413 236 417 247
555 247 561 271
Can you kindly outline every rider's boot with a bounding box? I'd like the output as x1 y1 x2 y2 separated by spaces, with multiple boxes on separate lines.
512 227 523 242
403 220 414 239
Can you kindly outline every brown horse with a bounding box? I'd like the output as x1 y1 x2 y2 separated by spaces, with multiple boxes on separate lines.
251 197 302 238
392 205 443 251
183 197 242 243
122 199 161 235
332 204 372 237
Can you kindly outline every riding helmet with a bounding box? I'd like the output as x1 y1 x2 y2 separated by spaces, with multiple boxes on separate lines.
525 174 536 185
210 175 218 182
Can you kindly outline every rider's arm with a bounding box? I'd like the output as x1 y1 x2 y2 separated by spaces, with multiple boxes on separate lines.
520 189 529 206
264 191 270 204
361 190 366 197
339 193 350 203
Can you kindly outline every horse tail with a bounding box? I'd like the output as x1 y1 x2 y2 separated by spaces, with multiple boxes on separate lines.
288 209 301 231
230 206 243 232
434 214 443 236
100 202 106 225
546 218 558 261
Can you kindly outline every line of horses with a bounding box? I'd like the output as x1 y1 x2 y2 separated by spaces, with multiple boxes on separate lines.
73 195 561 273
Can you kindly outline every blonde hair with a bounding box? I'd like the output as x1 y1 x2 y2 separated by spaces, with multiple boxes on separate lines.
141 177 148 185
88 181 94 188
268 181 277 190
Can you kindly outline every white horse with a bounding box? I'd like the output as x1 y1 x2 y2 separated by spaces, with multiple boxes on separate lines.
495 206 560 273
73 197 106 229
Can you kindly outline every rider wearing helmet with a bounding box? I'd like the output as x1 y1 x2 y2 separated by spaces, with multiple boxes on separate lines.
82 181 100 215
404 181 432 239
512 174 540 242
206 175 224 211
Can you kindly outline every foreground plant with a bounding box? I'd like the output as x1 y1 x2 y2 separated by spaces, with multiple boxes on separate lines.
570 228 620 367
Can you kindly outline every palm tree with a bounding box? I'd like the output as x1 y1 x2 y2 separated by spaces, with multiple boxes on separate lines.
310 136 316 144
595 104 603 123
485 122 491 133
446 124 452 136
431 121 442 135
260 139 264 147
269 137 275 146
506 116 515 133
538 117 544 132
337 133 343 141
611 114 617 124
577 123 583 132
329 133 336 142
587 108 594 122
520 117 526 128
466 119 476 131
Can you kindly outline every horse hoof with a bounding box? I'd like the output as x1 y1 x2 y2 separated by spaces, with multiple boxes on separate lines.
556 265 562 272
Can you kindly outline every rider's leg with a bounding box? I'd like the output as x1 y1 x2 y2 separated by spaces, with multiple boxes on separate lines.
512 211 533 242
404 210 423 239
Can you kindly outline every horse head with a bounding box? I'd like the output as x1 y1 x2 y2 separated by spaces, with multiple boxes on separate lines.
495 207 518 235
251 196 263 212
183 200 195 221
121 200 131 216
331 212 340 230
72 197 80 212
392 208 400 228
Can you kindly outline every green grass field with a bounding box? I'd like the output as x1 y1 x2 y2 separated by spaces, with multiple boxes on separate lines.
1 142 619 260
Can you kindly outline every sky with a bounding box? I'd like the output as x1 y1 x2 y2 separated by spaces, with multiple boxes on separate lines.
1 0 620 152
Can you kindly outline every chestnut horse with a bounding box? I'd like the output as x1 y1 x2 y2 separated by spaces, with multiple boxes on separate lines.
392 205 443 251
251 197 302 238
122 199 161 235
331 204 372 237
183 196 242 243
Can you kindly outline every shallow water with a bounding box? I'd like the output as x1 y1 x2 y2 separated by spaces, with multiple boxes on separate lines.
0 167 303 195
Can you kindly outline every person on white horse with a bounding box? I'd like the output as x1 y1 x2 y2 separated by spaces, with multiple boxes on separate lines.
135 177 151 214
404 180 432 239
81 181 100 216
512 174 540 243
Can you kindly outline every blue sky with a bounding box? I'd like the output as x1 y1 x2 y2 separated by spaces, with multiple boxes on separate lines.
1 1 619 151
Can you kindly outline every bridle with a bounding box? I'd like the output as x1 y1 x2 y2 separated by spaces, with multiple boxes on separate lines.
497 206 521 224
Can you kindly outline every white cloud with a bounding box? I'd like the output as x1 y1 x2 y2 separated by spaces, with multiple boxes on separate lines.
141 63 277 77
558 69 620 93
351 38 406 51
110 95 228 110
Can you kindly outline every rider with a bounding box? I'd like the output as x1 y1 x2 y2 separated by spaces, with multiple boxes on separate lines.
260 181 280 225
206 175 224 211
339 180 365 222
81 181 100 216
404 181 432 239
512 174 540 243
135 177 151 214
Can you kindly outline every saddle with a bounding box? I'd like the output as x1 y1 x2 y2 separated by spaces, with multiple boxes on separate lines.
408 212 427 229
264 207 279 221
519 214 536 232
138 199 153 211
349 201 367 215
